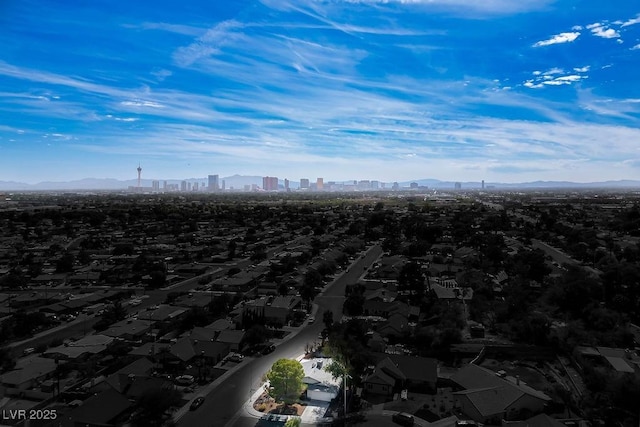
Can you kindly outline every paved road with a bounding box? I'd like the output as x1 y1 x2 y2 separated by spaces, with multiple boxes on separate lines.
176 244 383 427
531 239 578 267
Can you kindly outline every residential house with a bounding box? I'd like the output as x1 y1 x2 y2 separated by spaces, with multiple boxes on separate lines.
211 273 257 293
362 369 396 396
189 326 218 342
102 318 151 341
121 376 174 400
67 387 132 427
301 358 341 402
431 282 474 301
451 364 551 423
172 294 211 309
387 354 438 393
577 346 639 373
242 295 302 327
144 304 187 324
206 318 233 332
363 354 438 396
502 413 566 427
44 334 113 360
128 342 171 358
377 312 410 339
0 356 57 390
366 331 386 353
216 329 246 352
169 337 230 365
268 295 302 323
103 358 156 394
9 291 53 309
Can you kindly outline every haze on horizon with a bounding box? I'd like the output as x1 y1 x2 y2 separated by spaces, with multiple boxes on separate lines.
1 0 639 185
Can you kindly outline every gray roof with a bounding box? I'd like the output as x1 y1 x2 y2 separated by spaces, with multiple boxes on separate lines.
0 357 57 386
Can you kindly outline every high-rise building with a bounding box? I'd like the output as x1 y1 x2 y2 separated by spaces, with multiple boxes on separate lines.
454 182 462 190
193 182 199 191
358 180 370 190
371 180 380 190
262 176 279 191
284 179 290 192
392 182 399 190
300 178 309 189
316 178 324 191
481 180 485 189
181 181 187 192
208 175 219 192
136 164 142 189
152 180 160 192
163 181 168 191
222 180 226 191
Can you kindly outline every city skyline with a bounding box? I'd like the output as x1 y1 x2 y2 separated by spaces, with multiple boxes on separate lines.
1 1 640 184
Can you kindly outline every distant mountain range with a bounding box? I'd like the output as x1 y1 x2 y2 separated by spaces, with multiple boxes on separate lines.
0 176 639 191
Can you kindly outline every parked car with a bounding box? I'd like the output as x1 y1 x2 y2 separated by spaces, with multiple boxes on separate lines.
262 343 276 354
22 348 35 356
392 412 414 426
308 316 315 323
175 375 195 386
190 396 205 410
228 353 244 363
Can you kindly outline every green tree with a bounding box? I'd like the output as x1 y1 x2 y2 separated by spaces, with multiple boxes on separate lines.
322 309 334 331
245 324 271 347
266 359 305 404
94 301 127 331
56 252 75 273
284 417 301 427
227 239 237 260
148 270 166 289
250 244 267 261
398 261 425 300
300 270 322 306
0 347 15 372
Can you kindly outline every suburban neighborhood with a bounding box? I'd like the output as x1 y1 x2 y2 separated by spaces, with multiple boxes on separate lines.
0 189 639 426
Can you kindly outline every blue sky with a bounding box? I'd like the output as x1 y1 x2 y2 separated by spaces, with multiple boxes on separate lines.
1 0 639 184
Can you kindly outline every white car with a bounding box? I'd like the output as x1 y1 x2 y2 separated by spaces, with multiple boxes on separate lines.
308 316 315 323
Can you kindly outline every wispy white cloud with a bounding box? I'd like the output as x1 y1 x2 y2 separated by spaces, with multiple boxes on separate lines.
265 0 557 16
631 44 640 50
3 0 640 184
150 69 172 82
124 22 207 37
172 20 245 67
621 15 640 27
587 23 621 39
524 67 588 89
533 32 580 47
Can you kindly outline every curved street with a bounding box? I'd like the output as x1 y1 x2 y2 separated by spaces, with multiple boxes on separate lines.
176 244 383 427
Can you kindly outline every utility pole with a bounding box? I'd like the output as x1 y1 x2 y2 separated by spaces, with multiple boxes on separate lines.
343 373 351 421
